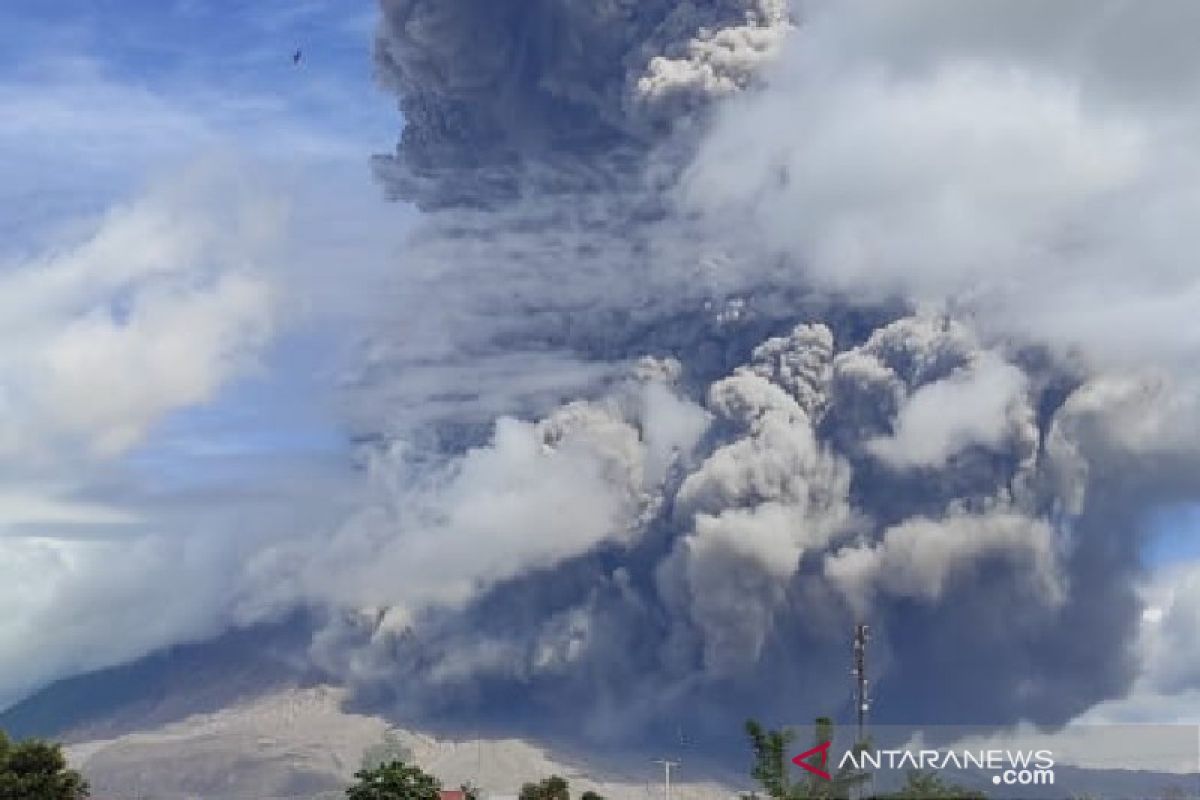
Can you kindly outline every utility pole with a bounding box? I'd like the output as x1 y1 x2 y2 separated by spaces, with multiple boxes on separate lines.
654 758 680 800
851 623 871 745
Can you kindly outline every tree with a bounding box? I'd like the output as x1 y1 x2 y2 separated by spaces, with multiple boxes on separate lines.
744 718 868 800
361 732 415 772
346 760 441 800
882 769 985 799
0 730 89 800
579 791 604 800
520 775 570 800
746 718 795 800
801 718 869 800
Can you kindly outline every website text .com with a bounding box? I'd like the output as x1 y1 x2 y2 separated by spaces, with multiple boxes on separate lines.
994 767 1055 787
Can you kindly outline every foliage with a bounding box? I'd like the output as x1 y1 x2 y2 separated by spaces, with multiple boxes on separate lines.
361 732 415 772
520 775 571 800
744 718 870 800
580 791 604 800
0 730 90 800
346 760 442 800
804 718 870 800
746 719 795 800
879 769 986 799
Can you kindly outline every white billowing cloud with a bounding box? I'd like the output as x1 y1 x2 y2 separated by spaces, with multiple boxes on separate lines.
38 274 271 456
661 337 854 675
685 61 1144 297
670 502 813 675
676 376 835 517
788 0 1200 107
1068 561 1200 731
825 512 1064 616
0 162 278 459
739 323 834 417
281 372 709 617
1139 563 1200 696
867 352 1030 469
632 357 714 484
634 0 792 120
1048 373 1200 463
0 532 245 709
683 1 1200 369
0 159 303 709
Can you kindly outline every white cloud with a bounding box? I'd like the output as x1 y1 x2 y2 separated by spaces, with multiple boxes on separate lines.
1069 561 1200 731
0 160 331 709
0 489 139 527
0 526 266 710
39 272 271 456
284 376 708 616
867 353 1030 469
683 2 1200 369
825 512 1064 615
0 162 278 460
1137 562 1200 697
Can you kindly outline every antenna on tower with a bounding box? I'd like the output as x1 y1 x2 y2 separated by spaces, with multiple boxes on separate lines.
851 623 871 746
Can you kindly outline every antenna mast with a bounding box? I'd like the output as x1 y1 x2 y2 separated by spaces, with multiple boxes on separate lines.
851 623 871 745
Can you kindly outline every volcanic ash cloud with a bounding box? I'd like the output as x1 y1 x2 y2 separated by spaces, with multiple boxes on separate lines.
281 0 1200 743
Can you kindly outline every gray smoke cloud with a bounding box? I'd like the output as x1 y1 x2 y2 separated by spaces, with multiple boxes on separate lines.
233 0 1200 750
371 0 790 209
293 312 1172 742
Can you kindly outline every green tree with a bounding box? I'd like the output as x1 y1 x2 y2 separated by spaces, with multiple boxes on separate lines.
882 769 985 799
746 718 793 799
801 718 869 800
580 791 604 800
744 718 868 800
360 732 415 772
0 731 89 800
519 775 570 800
346 760 441 800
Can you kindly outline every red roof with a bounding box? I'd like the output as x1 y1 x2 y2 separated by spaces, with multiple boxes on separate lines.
440 791 468 800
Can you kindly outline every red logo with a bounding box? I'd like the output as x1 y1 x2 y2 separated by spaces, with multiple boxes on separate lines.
792 740 832 781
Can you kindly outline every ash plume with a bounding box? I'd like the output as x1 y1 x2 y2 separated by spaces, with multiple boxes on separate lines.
275 0 1200 749
371 0 790 209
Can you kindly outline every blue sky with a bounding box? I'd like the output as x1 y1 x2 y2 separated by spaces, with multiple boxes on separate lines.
0 0 406 482
0 0 394 245
1 0 397 462
1145 505 1200 568
0 0 413 706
